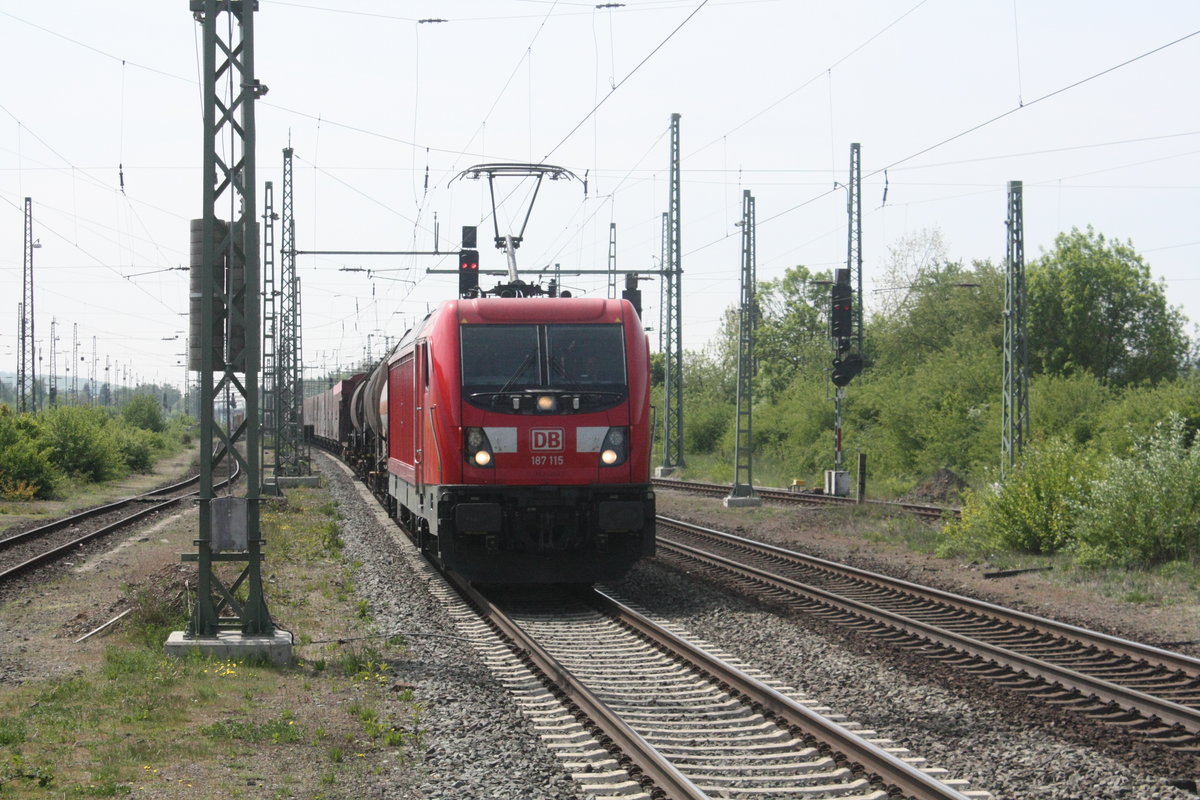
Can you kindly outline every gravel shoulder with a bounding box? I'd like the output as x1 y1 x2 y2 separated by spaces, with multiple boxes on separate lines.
654 491 1200 656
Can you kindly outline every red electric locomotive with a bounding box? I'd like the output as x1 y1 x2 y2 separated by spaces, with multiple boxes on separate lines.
384 296 655 584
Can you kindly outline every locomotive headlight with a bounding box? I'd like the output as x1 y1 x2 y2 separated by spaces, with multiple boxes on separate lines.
465 427 495 468
536 395 557 412
599 426 628 467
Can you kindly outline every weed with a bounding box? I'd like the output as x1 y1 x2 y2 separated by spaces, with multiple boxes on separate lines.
0 716 27 746
201 714 303 744
2 753 56 789
320 519 343 553
337 646 390 682
66 780 124 796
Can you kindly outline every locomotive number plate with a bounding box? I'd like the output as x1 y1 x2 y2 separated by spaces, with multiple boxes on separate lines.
531 455 564 466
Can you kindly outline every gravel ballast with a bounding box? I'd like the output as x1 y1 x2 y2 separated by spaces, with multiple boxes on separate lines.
319 455 1200 798
318 454 584 799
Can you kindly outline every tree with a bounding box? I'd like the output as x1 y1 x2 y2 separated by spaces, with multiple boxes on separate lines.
1027 227 1188 386
751 265 833 400
870 258 1004 370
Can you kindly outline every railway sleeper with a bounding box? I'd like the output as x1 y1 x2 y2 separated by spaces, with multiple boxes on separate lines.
695 768 860 788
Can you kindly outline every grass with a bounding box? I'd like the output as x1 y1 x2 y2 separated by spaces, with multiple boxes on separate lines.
673 454 1200 611
0 481 422 798
855 506 942 555
1060 559 1200 609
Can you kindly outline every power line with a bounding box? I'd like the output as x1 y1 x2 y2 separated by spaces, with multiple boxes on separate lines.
687 0 929 160
541 0 710 161
868 28 1200 180
685 26 1200 258
0 10 193 84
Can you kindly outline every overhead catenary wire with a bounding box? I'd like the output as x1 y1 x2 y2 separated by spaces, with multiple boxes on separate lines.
540 0 710 162
685 26 1200 258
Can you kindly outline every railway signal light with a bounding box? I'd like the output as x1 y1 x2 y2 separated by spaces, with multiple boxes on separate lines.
459 248 479 298
831 281 852 340
622 273 643 318
831 352 863 387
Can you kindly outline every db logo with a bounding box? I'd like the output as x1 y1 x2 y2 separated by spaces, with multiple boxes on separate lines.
530 428 564 451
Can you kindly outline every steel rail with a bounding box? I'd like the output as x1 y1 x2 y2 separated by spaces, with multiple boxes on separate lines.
0 460 238 583
447 573 709 800
657 529 1200 737
653 477 958 520
659 515 1200 678
591 588 975 800
0 472 200 551
0 499 184 582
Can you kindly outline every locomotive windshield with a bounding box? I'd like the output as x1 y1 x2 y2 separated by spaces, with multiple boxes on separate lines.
461 323 626 413
461 325 542 391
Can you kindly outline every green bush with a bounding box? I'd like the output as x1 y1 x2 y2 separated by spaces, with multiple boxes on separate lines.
40 406 125 483
168 414 196 445
686 397 734 455
1030 372 1111 446
0 407 61 499
121 393 165 433
113 424 165 473
1071 416 1200 568
938 439 1100 558
1093 376 1200 457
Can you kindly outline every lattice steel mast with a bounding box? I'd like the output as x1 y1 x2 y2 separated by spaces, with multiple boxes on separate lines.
847 143 863 357
18 197 35 413
727 190 759 505
261 180 278 490
1002 180 1029 476
71 323 79 405
276 145 309 476
659 113 685 474
658 211 667 355
184 0 271 637
48 318 57 407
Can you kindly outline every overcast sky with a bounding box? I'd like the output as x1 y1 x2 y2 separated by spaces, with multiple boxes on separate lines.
1 0 1197 393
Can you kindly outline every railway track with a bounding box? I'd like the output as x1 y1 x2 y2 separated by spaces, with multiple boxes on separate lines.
0 464 234 585
451 575 988 800
652 477 958 521
655 515 1200 752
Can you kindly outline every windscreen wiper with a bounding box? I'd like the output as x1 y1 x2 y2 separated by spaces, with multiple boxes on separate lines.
497 350 537 393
